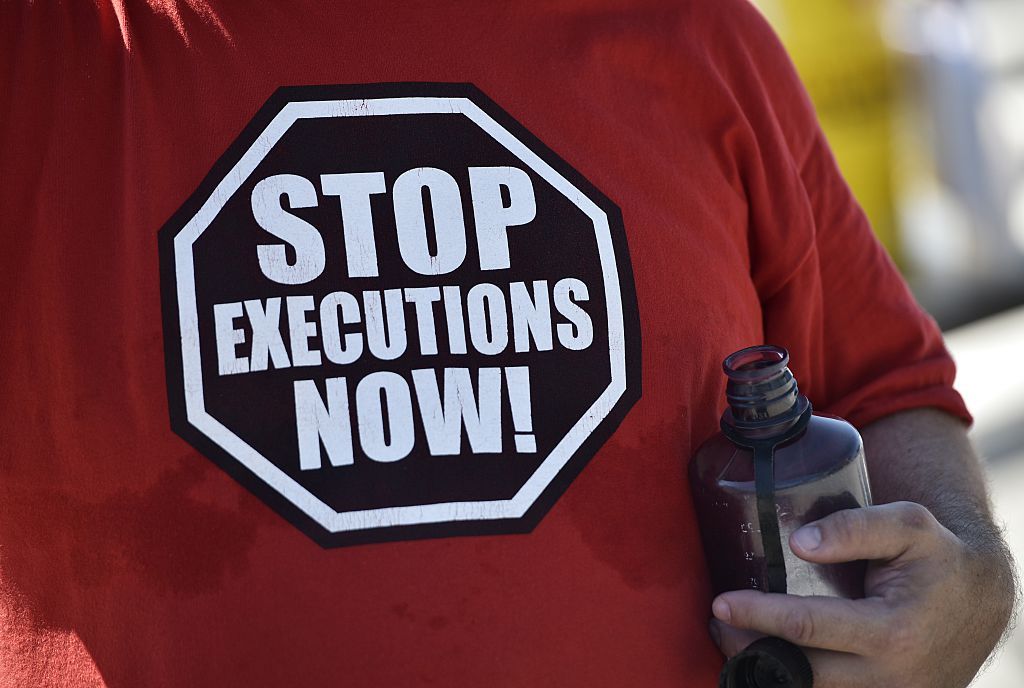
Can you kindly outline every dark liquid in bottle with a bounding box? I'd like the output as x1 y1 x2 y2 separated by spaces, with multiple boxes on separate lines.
690 346 872 597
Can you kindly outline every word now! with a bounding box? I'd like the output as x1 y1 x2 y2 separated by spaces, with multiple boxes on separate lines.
252 166 538 283
295 366 537 470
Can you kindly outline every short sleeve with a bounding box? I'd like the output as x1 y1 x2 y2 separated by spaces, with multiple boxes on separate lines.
716 0 971 429
794 130 971 428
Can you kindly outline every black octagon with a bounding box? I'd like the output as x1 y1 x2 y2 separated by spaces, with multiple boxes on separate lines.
159 83 640 547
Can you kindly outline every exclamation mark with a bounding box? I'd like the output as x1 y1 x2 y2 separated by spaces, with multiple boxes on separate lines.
505 366 536 453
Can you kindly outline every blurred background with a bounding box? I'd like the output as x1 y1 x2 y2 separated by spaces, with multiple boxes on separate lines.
753 0 1024 684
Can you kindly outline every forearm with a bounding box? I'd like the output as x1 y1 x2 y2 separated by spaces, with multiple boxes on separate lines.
862 407 1006 554
860 407 1017 644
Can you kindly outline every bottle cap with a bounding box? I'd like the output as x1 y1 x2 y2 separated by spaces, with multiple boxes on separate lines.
718 637 813 688
722 345 808 439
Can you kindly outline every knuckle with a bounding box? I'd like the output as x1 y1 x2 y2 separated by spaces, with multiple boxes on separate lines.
848 602 917 659
880 610 920 656
862 627 889 656
892 501 936 532
827 507 866 544
868 618 896 654
888 623 920 661
781 607 816 645
857 609 893 654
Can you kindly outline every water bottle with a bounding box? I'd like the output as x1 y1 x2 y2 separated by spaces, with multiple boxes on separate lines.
689 345 873 687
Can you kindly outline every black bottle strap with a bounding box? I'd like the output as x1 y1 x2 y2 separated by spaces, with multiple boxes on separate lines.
721 405 813 595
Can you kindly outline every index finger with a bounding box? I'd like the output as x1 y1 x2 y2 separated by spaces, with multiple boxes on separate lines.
712 590 893 655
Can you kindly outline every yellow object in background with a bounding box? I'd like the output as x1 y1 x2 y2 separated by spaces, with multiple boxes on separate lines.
754 0 900 265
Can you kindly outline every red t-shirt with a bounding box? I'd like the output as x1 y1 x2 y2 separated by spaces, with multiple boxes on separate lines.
0 1 968 686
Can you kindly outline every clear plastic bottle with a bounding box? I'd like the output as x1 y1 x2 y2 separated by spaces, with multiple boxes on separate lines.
690 345 873 598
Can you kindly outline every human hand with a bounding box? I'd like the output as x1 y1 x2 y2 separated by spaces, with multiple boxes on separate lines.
709 502 1015 688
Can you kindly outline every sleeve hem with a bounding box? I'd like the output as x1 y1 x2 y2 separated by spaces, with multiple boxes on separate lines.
823 386 973 431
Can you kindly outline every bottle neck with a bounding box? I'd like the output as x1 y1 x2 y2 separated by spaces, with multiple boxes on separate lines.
722 345 809 441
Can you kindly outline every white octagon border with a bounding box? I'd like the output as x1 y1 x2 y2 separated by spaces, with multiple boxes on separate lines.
172 97 628 533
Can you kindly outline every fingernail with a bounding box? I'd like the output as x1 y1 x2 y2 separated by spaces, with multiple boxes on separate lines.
793 525 821 551
712 597 731 623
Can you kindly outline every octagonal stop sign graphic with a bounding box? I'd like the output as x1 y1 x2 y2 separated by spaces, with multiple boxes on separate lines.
159 83 641 546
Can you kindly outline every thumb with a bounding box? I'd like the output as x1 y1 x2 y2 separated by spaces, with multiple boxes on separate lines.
789 501 941 564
